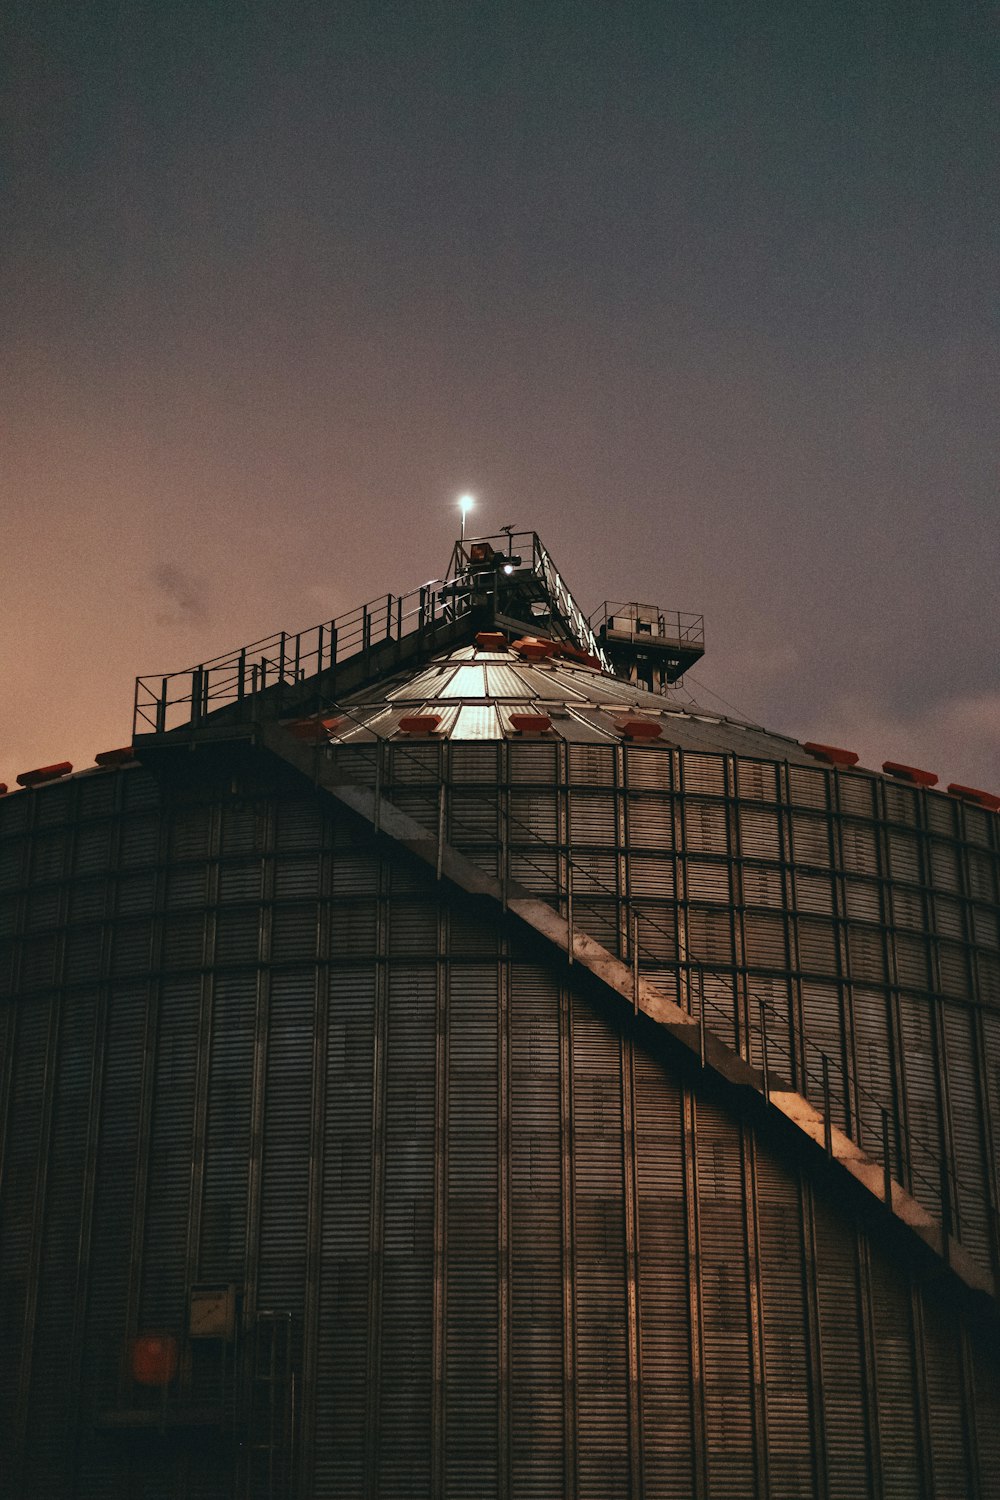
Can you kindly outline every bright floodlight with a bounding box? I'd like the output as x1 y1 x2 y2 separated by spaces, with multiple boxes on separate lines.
458 493 474 541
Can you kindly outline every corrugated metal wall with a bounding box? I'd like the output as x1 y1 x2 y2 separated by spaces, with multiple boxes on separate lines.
1 742 999 1497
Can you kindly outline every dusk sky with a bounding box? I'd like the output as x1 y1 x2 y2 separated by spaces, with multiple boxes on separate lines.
3 2 998 790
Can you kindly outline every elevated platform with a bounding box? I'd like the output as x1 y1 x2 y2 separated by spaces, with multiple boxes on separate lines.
591 600 705 690
133 531 614 741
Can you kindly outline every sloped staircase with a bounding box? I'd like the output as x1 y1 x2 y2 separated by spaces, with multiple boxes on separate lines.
256 719 997 1311
132 528 996 1311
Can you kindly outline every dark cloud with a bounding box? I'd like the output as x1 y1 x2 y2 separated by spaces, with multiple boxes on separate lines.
152 563 209 626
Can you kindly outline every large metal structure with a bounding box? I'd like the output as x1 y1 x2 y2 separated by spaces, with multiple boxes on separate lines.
2 531 1000 1499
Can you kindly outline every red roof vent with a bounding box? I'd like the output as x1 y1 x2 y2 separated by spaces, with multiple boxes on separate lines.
95 746 136 767
509 713 552 735
16 762 72 788
398 713 442 736
803 742 859 768
614 718 663 741
947 783 1000 812
882 760 938 787
475 631 508 652
554 642 590 664
130 1333 179 1388
285 715 344 741
511 637 555 662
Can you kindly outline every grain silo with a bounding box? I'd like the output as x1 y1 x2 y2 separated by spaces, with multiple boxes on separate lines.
2 530 999 1498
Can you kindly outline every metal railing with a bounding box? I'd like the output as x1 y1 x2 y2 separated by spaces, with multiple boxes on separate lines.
277 708 999 1283
592 601 705 649
133 577 472 737
134 532 611 738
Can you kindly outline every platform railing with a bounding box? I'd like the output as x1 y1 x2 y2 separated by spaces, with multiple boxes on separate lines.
593 601 706 649
135 531 612 737
133 576 470 736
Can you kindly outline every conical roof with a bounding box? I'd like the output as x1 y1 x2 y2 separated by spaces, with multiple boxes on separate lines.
326 638 818 763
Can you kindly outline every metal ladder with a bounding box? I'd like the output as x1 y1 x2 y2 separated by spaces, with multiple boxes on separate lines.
242 1311 297 1500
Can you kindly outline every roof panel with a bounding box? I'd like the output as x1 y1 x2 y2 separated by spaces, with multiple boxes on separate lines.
453 703 502 739
386 663 461 701
437 665 488 699
514 665 589 701
331 642 814 762
484 664 531 698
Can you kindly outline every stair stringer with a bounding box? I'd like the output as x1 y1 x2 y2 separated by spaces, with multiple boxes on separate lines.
257 721 996 1306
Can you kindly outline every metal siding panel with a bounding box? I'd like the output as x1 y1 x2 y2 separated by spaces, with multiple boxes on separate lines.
800 981 850 1133
378 963 436 1496
80 984 146 1410
853 986 897 1169
509 966 565 1497
971 1328 1000 1497
899 995 943 1220
695 1099 755 1497
567 744 615 787
570 1005 629 1498
449 743 501 783
684 859 730 905
508 741 559 784
22 992 96 1495
625 746 673 791
941 1004 990 1271
314 965 376 1497
509 787 558 845
683 800 728 855
569 790 617 847
794 814 834 869
921 1293 973 1498
450 786 500 843
736 758 779 802
0 998 50 1452
754 1151 815 1499
739 805 781 860
445 965 500 1493
388 739 443 784
258 969 314 1312
140 978 200 1327
626 794 673 848
680 753 727 797
812 1197 872 1498
869 1255 923 1500
788 765 829 810
200 973 255 1282
633 1050 694 1498
743 911 788 970
744 861 785 908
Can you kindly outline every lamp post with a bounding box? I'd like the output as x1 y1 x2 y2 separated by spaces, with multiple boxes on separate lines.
459 494 474 543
